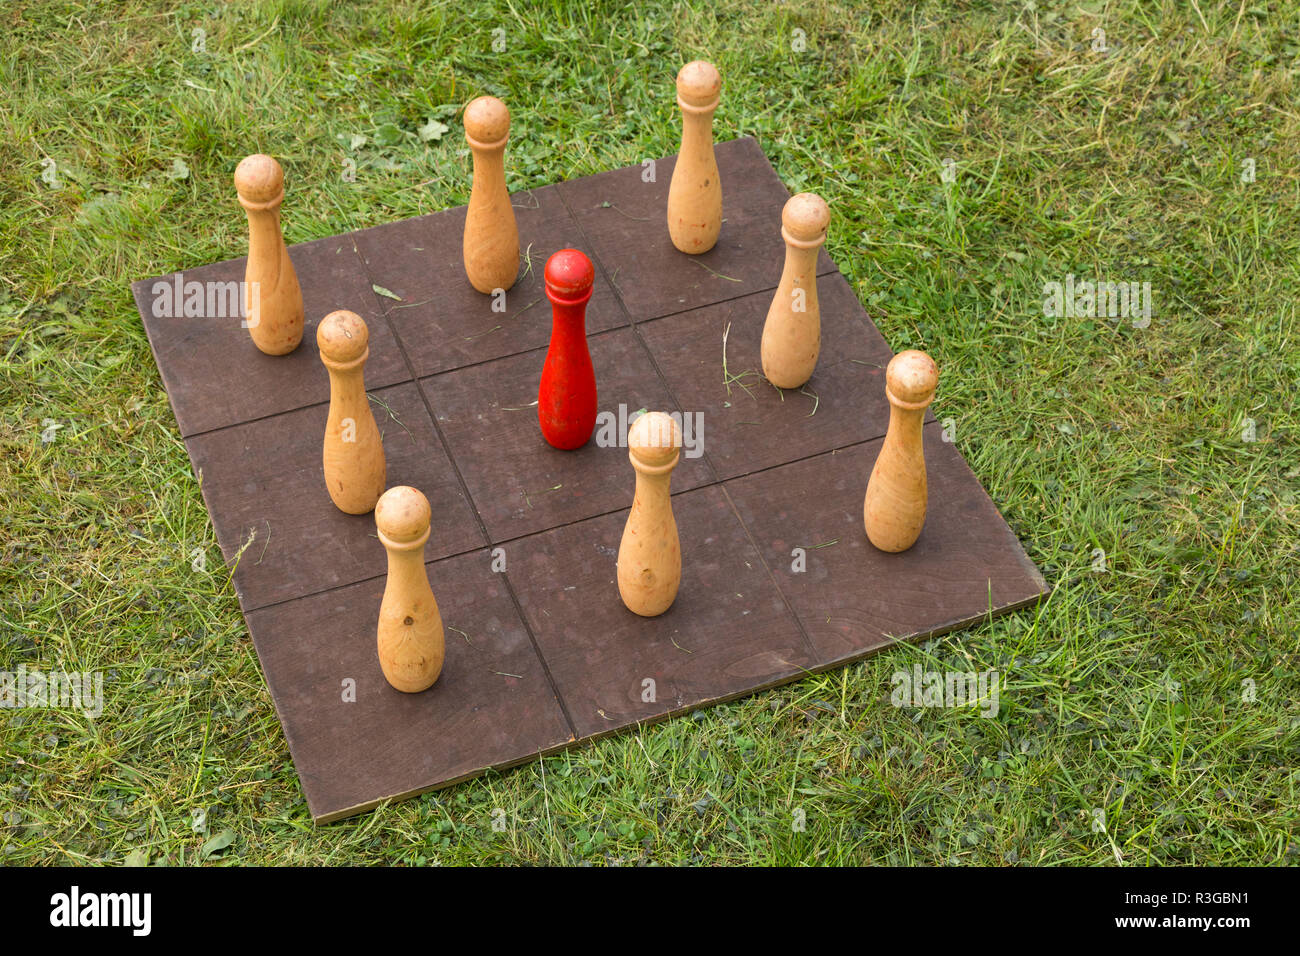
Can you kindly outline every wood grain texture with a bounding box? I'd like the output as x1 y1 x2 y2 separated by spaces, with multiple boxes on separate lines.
761 192 830 389
318 311 386 515
245 548 573 823
418 326 711 543
617 412 683 617
132 235 407 438
187 382 483 611
667 61 723 254
558 137 836 321
235 154 304 355
863 350 938 552
375 486 445 693
724 424 1049 666
462 96 520 294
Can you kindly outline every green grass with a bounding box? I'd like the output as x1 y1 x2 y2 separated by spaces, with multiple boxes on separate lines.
1 0 1296 865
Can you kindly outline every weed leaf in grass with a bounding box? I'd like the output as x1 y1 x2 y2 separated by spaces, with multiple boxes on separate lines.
373 122 405 147
419 119 450 142
199 830 236 861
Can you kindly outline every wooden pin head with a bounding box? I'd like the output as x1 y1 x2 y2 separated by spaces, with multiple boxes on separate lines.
782 192 829 246
234 154 284 205
629 412 682 471
463 96 510 147
885 350 939 409
375 486 431 550
544 248 595 305
676 60 721 110
317 309 369 367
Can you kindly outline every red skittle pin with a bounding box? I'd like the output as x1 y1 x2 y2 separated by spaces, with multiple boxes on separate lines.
538 249 598 450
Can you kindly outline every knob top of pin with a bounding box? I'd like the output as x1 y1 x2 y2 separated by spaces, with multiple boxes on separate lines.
886 350 939 407
463 96 511 145
234 154 284 203
676 60 721 109
544 248 595 301
376 486 431 544
317 310 369 363
628 412 682 469
782 192 829 244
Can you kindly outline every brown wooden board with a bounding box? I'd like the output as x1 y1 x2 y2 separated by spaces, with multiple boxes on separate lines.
350 184 627 378
506 484 814 740
245 548 574 823
187 381 484 612
557 137 837 322
135 235 409 438
419 326 712 543
131 137 1049 823
637 272 931 481
724 426 1049 666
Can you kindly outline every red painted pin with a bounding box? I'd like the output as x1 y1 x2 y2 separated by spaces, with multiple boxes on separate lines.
538 248 598 450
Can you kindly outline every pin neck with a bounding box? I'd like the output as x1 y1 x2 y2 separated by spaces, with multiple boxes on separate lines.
886 387 934 412
629 449 680 476
677 94 719 115
546 286 594 308
466 132 509 152
238 189 285 212
378 527 430 553
781 225 826 251
320 347 369 373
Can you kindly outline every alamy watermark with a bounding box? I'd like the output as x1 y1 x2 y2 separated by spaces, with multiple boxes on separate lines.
49 886 150 936
150 272 260 327
594 404 703 458
1043 274 1153 327
891 665 1000 718
1 666 103 718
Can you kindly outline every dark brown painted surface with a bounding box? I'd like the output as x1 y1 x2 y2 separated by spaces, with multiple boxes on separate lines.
725 424 1049 666
187 381 484 612
351 185 626 378
246 549 574 823
506 484 813 740
638 272 921 480
557 137 836 321
420 326 712 543
133 234 408 438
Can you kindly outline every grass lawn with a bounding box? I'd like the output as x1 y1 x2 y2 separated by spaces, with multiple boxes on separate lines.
0 0 1295 865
